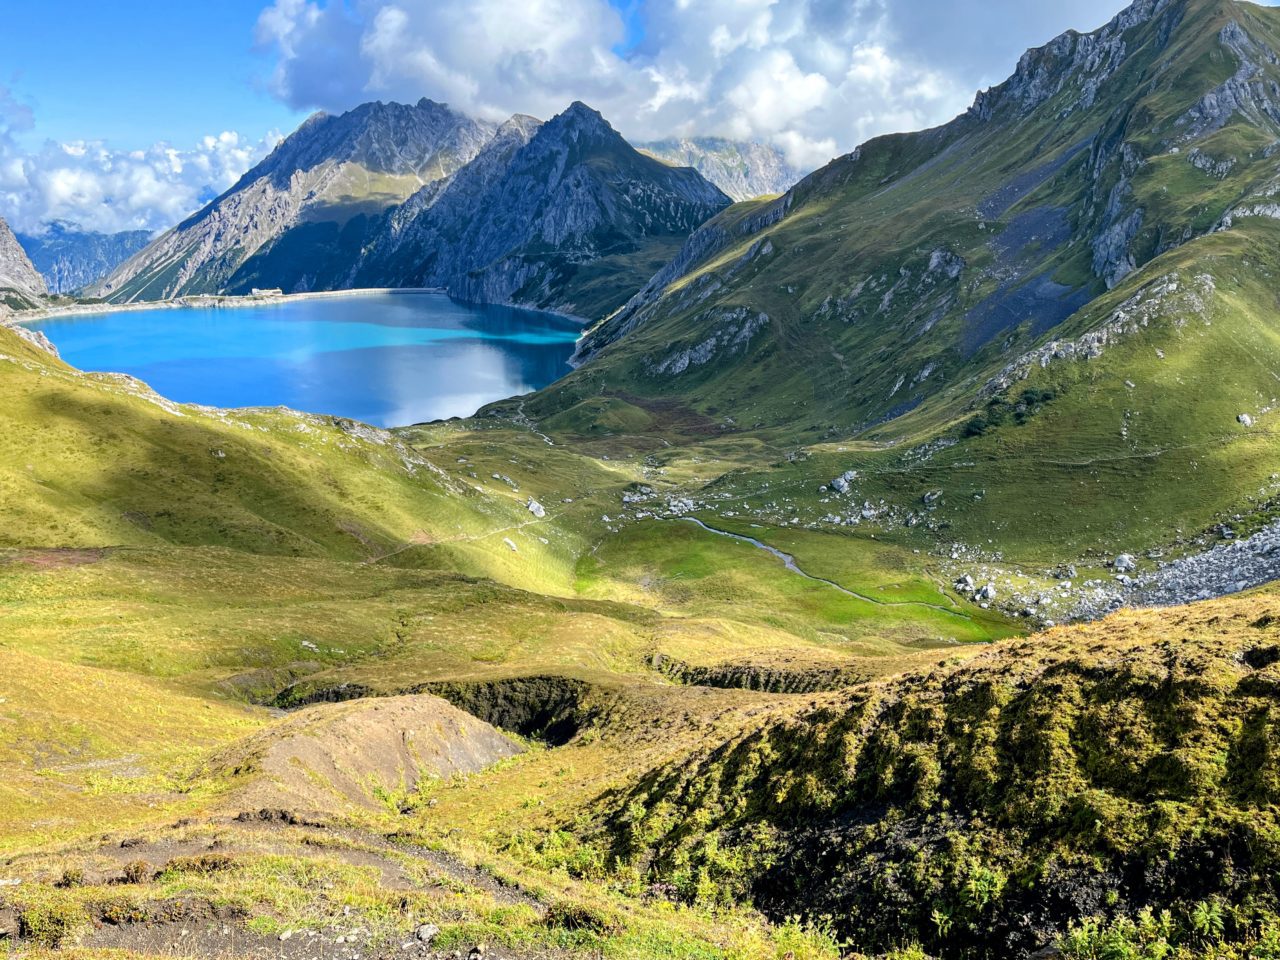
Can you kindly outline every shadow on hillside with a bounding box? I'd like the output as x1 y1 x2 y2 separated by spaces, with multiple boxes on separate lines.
30 386 404 558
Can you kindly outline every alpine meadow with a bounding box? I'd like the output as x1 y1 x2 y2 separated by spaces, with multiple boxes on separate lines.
6 1 1280 958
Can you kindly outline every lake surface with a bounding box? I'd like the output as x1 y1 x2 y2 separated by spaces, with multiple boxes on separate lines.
31 293 583 427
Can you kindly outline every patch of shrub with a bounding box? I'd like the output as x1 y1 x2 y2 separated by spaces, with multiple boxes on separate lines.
543 900 623 937
54 867 85 889
161 853 237 876
17 894 88 947
95 895 150 926
962 385 1059 437
120 860 152 884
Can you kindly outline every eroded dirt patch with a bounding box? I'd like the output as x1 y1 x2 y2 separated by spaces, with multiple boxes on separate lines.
211 695 524 813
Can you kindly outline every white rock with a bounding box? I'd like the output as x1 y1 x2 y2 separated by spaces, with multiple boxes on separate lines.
526 498 546 518
1239 413 1254 427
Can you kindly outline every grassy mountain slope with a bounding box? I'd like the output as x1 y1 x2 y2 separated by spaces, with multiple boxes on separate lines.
0 315 1008 958
559 0 1280 420
0 324 527 560
495 0 1280 581
9 1 1280 957
595 589 1280 957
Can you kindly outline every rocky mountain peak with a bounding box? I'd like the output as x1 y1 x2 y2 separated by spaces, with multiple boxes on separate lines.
560 100 607 123
243 98 497 190
354 102 728 320
968 0 1186 121
495 113 544 140
542 101 619 145
638 137 806 200
99 98 500 301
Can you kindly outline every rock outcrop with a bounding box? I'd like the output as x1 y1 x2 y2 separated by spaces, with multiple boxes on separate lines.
0 215 47 302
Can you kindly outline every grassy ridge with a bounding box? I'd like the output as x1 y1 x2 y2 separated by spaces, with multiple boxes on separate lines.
582 591 1280 957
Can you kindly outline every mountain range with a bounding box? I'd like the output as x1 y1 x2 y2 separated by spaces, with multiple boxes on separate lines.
638 137 805 201
91 102 767 318
350 103 730 319
94 98 498 302
16 221 153 294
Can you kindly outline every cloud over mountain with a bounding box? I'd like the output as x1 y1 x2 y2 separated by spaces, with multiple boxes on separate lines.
0 86 279 235
255 0 1126 169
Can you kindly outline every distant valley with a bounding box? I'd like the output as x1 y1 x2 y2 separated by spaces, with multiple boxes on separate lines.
17 221 152 294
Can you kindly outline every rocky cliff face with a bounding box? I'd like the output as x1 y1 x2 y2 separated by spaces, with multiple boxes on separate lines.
94 99 496 301
18 222 152 294
0 215 48 304
357 102 731 320
637 137 805 201
355 114 545 289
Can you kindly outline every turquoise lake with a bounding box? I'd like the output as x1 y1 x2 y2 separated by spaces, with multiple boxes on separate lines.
30 293 583 427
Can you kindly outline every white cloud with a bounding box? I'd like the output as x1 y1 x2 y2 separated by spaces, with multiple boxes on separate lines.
254 0 978 169
2 0 1139 231
0 90 280 235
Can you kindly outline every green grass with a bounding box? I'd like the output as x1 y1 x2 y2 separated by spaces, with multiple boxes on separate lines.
577 519 1012 656
11 4 1280 957
511 0 1280 576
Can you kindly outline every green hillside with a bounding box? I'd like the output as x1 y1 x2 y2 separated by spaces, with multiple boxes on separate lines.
503 0 1280 566
9 0 1280 958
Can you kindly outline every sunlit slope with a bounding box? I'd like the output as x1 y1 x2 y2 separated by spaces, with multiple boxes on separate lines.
666 220 1280 570
489 0 1280 576
6 541 1279 957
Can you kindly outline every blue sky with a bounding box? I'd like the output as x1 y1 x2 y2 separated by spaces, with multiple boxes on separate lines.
0 0 1255 234
0 0 303 149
